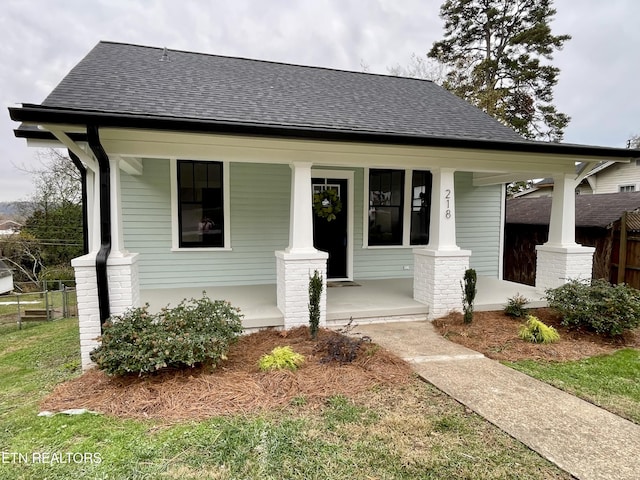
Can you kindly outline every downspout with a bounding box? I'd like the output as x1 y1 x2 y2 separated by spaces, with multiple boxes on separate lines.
86 125 111 327
67 150 89 255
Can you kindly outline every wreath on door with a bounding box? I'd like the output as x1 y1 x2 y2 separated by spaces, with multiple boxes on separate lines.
313 188 342 222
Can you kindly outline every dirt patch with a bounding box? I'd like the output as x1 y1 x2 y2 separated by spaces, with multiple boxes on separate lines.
433 308 640 362
41 327 412 421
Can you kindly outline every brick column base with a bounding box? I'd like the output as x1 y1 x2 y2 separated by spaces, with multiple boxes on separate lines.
275 250 328 329
72 252 140 370
535 245 595 293
413 248 471 320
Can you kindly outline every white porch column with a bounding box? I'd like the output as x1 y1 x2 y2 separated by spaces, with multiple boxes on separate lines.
72 156 140 370
276 162 328 329
413 168 471 319
535 173 595 292
109 157 127 257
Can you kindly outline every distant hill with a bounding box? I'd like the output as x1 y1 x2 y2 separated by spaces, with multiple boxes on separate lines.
0 202 32 219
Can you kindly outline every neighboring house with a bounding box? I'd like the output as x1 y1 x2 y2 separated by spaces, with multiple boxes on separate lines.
0 220 22 236
505 192 640 285
9 41 640 368
517 159 640 197
0 260 13 294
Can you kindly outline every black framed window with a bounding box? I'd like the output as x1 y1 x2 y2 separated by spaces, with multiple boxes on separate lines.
410 171 433 245
368 169 404 245
177 160 224 247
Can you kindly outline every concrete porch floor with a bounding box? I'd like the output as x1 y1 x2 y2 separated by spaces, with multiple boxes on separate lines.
141 277 545 330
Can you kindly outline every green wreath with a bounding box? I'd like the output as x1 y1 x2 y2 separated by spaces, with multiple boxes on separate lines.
313 188 342 222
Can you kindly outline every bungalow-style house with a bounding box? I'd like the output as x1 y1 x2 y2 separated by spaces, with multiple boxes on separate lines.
9 41 640 368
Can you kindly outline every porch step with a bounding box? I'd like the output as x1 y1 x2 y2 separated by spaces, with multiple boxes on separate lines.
326 305 429 327
21 309 53 322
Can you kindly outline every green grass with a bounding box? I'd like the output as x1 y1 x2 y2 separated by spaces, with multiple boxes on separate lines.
0 320 571 479
507 349 640 424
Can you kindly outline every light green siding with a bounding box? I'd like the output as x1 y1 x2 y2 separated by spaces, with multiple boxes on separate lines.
121 160 290 288
121 163 502 288
455 172 503 277
351 168 415 279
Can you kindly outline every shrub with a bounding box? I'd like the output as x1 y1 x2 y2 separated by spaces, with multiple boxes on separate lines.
258 346 305 371
461 268 477 324
90 294 243 376
545 279 640 337
309 270 323 340
518 315 560 344
504 293 529 318
316 334 368 364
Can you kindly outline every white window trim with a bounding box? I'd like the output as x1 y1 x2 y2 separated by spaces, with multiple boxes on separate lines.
170 158 232 251
363 167 431 249
618 183 637 192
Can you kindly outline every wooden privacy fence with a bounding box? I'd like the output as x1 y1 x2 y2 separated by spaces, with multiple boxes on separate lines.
609 211 640 288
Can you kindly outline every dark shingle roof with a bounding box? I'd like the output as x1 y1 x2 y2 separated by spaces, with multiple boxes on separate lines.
39 41 525 143
506 192 640 228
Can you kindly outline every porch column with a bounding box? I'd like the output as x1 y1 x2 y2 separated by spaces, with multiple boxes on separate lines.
535 173 595 292
276 162 328 329
106 157 140 317
413 168 471 319
72 156 140 370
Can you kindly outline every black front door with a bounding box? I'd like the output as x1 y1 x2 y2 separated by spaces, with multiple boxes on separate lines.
312 178 348 279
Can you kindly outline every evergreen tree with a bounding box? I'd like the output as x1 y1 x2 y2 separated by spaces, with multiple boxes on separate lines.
428 0 571 141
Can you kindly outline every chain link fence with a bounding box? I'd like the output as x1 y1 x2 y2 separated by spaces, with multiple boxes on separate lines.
0 284 77 329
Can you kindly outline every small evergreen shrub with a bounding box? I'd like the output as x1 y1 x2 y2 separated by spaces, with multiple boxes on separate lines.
518 315 560 344
461 268 477 324
90 294 243 376
258 346 305 371
545 279 640 337
504 293 530 318
308 270 323 340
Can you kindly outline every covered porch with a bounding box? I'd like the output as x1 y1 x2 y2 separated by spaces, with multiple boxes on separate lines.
141 277 546 331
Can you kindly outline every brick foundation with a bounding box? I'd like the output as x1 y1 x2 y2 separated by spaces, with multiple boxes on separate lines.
275 250 328 329
535 245 595 293
413 248 471 320
72 253 140 370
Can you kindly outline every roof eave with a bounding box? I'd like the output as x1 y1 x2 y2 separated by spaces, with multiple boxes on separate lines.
10 104 640 159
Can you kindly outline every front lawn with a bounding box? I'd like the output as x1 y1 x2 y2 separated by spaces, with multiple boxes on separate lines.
506 349 640 424
0 318 570 479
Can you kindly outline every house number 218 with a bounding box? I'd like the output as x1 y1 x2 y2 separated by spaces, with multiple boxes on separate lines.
444 189 452 219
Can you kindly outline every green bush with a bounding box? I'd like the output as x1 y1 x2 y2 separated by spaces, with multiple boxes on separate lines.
545 279 640 337
504 293 529 318
461 268 477 324
518 315 560 344
258 346 305 371
90 294 243 376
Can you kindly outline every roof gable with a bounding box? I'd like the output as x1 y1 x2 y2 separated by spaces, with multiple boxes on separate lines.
40 41 525 143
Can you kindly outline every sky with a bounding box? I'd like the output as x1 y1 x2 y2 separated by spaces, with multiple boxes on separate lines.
1 0 638 202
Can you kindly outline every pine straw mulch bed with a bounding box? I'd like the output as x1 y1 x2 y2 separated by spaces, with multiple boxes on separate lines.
433 308 640 362
41 327 412 421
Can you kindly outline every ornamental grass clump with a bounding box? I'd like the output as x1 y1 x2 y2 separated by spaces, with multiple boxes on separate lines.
504 293 530 318
518 315 560 344
90 293 243 376
545 279 640 337
258 346 305 371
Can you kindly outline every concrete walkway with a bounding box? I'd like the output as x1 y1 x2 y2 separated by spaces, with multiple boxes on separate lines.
355 321 640 480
